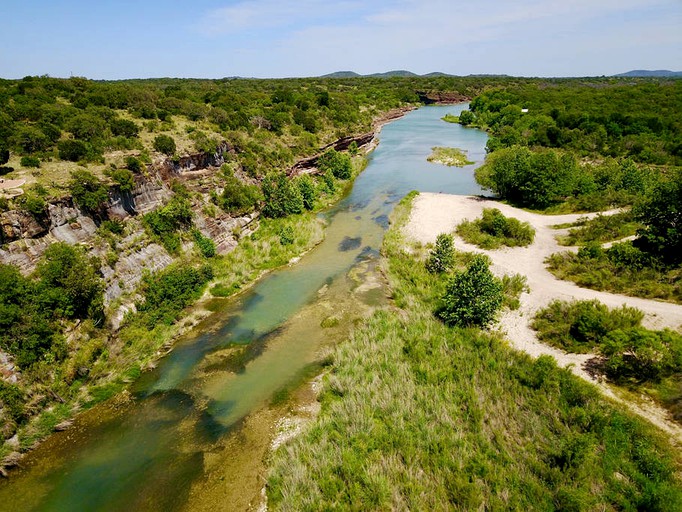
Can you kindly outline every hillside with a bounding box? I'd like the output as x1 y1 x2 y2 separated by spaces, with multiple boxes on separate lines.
614 69 682 77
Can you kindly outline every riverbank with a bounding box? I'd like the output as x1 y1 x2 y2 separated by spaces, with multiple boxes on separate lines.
403 192 682 441
265 192 682 511
0 106 415 475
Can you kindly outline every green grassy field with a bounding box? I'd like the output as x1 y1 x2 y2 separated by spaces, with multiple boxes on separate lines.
266 192 682 511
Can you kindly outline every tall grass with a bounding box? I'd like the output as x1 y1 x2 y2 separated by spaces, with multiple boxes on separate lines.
267 192 682 511
555 211 641 246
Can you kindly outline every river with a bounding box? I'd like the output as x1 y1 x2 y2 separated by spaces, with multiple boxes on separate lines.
0 104 487 511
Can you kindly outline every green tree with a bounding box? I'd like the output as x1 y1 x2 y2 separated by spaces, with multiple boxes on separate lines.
37 242 104 320
297 175 317 210
110 118 139 138
437 255 503 328
458 110 474 126
261 172 303 218
109 168 135 192
58 139 89 161
318 149 352 180
633 172 682 265
69 170 109 214
153 134 176 156
425 233 455 273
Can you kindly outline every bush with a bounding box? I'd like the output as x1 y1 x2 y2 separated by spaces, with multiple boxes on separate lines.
143 196 193 253
109 168 135 192
213 166 261 215
58 139 90 161
318 149 352 180
68 170 109 214
602 328 682 383
110 118 139 138
456 208 535 249
153 134 176 156
192 229 216 258
279 226 294 245
437 255 503 328
297 175 317 210
125 156 143 173
37 242 104 321
136 265 213 327
425 233 455 273
20 156 40 168
261 172 303 218
532 299 643 353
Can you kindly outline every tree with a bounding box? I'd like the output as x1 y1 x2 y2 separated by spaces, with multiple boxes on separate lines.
633 172 682 265
153 134 176 156
425 233 455 273
0 148 9 166
110 118 139 138
37 242 104 320
318 149 352 180
458 110 474 126
261 172 303 218
58 139 89 161
109 168 135 192
68 170 109 214
437 255 502 328
297 175 317 210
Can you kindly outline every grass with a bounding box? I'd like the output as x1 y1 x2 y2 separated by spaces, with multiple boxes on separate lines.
532 299 682 423
266 192 682 511
456 208 535 249
555 211 642 246
547 244 682 303
441 114 459 123
426 146 474 167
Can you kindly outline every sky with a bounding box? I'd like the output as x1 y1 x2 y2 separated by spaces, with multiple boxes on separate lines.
1 0 681 79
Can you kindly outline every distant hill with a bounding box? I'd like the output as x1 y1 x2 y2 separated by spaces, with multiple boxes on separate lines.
366 70 419 78
320 71 361 78
614 70 682 77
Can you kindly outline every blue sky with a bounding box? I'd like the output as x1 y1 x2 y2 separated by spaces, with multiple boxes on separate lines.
1 0 681 79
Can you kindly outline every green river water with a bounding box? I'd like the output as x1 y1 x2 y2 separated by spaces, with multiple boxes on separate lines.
0 104 487 511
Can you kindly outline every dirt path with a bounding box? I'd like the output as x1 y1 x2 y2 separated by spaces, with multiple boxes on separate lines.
403 193 682 442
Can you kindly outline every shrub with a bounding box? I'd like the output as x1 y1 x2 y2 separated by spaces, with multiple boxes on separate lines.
109 168 135 192
602 328 682 383
457 208 535 249
125 156 143 173
318 149 352 180
37 242 104 321
192 229 216 258
297 175 317 210
279 226 294 245
68 170 109 214
143 196 193 253
261 172 303 218
153 134 176 156
437 255 503 328
110 118 139 138
532 299 643 353
213 166 261 215
425 233 455 273
20 155 40 168
136 265 213 327
58 139 90 161
20 192 46 217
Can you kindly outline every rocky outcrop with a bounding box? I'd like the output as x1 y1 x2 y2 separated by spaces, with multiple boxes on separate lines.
155 141 235 180
416 91 470 104
0 210 48 243
107 176 172 219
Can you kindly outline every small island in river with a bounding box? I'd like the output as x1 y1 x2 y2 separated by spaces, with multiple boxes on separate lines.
427 146 474 167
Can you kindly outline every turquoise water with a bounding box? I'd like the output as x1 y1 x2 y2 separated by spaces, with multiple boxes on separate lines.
0 105 487 511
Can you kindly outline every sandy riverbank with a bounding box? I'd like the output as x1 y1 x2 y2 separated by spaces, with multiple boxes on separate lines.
403 192 682 442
